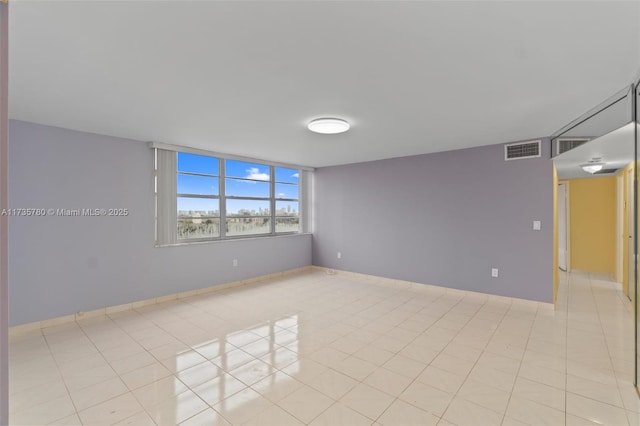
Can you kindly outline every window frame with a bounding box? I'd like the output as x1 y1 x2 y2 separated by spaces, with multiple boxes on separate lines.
176 164 221 241
274 168 301 234
224 160 271 238
157 150 303 244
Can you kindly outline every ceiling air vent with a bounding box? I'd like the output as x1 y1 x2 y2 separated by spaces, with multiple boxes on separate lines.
556 138 590 155
504 140 541 161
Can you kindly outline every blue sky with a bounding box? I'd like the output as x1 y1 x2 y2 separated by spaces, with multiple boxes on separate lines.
177 153 299 214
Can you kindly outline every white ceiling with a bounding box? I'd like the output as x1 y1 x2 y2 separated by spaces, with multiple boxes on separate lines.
8 1 640 168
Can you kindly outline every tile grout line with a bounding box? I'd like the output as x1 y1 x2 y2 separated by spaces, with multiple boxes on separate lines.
305 279 471 425
370 291 477 424
42 320 121 424
587 273 634 426
564 272 632 425
383 290 514 425
498 297 539 426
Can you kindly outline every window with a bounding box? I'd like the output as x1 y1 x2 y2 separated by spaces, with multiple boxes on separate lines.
154 147 304 245
177 153 220 240
225 160 272 237
274 166 300 233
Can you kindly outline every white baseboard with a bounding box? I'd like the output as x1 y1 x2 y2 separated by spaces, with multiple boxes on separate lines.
10 264 552 336
9 266 313 336
311 265 551 310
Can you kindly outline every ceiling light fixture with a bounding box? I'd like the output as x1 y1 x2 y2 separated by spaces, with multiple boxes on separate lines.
580 157 605 174
307 118 350 134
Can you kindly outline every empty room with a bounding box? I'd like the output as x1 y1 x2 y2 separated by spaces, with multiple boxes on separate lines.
1 1 640 425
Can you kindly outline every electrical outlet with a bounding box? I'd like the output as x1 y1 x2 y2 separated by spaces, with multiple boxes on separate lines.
233 259 238 267
533 220 541 231
491 268 499 278
337 251 341 259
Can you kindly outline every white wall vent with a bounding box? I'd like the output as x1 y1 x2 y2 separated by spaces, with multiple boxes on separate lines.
556 138 590 156
504 140 541 161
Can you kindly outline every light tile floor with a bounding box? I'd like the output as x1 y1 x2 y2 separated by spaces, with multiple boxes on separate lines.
8 269 640 425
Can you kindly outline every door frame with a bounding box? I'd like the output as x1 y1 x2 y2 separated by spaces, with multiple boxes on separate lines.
558 181 570 272
629 167 635 303
617 173 625 283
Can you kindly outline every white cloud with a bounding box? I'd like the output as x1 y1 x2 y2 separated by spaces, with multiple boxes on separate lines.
246 167 270 181
278 193 286 197
292 173 299 178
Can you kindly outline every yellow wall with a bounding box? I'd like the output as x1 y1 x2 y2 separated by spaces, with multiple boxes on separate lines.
568 176 616 275
553 165 558 304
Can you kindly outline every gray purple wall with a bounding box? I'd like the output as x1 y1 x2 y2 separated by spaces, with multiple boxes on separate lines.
312 141 554 303
8 119 554 327
8 120 312 326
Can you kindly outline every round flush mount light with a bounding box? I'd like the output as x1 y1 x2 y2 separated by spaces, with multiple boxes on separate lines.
581 157 605 174
581 163 604 174
307 118 350 134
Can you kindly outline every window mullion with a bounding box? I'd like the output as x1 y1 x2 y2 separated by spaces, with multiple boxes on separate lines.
226 196 271 201
177 194 219 199
219 158 226 239
178 171 218 178
299 170 307 233
270 165 275 235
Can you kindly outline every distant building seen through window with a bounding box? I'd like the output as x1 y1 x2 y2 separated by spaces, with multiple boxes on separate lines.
175 152 300 241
